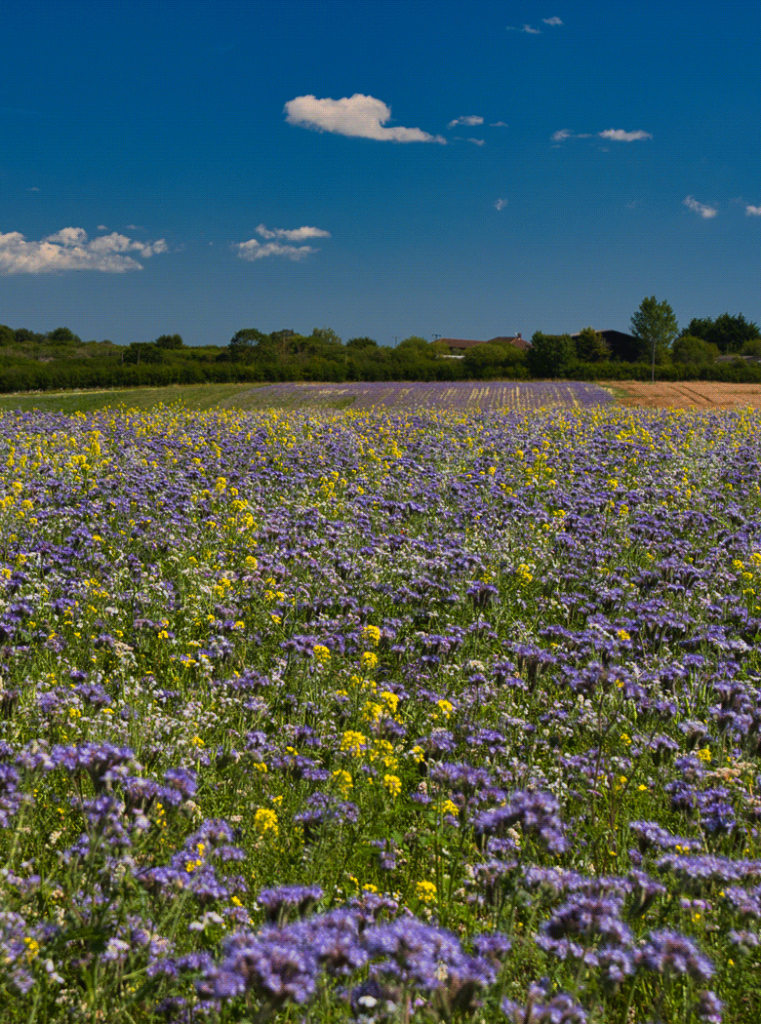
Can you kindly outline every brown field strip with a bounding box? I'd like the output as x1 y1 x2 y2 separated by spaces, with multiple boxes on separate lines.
601 380 761 409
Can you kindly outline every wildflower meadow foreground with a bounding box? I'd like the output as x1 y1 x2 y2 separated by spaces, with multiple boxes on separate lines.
2 396 761 1023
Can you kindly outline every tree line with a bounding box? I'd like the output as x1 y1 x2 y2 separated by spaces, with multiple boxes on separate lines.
0 301 759 393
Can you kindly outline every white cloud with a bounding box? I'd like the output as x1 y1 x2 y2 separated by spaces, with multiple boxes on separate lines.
552 129 573 142
467 137 485 147
0 226 168 275
284 94 446 144
490 121 508 127
447 115 484 129
27 186 40 192
684 196 718 219
234 239 317 262
97 224 108 231
255 224 331 241
543 16 563 26
599 128 652 142
746 205 761 216
494 198 508 211
507 23 541 33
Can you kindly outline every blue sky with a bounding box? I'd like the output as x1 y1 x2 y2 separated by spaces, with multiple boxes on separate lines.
1 0 759 347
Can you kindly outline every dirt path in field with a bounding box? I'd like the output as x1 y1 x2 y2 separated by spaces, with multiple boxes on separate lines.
601 381 761 409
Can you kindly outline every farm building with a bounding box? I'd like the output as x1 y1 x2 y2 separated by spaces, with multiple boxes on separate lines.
439 334 528 358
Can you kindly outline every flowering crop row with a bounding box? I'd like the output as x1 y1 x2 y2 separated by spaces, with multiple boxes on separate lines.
0 400 759 1022
236 379 613 411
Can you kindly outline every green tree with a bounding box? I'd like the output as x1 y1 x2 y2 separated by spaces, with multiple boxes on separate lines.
631 296 678 379
155 333 184 349
742 338 761 360
527 333 576 378
123 342 164 365
0 325 15 347
47 326 81 346
671 335 719 367
346 336 378 351
682 312 760 354
574 327 610 363
228 328 270 362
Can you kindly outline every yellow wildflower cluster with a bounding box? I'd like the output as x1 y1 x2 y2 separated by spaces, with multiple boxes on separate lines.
253 808 279 837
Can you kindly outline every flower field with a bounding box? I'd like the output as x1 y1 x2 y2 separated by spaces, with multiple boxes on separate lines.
1 400 761 1022
224 380 612 413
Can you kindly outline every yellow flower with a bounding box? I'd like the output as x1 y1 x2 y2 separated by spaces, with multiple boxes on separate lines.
312 644 331 663
415 881 437 904
361 650 378 671
380 691 400 716
441 799 459 817
332 769 354 797
23 938 40 962
697 747 712 763
341 731 367 757
435 699 454 720
361 625 381 647
253 807 279 837
383 774 402 798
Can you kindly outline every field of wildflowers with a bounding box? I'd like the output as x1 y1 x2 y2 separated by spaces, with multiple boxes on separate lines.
1 393 761 1022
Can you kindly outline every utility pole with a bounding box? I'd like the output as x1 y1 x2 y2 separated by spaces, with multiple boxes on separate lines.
432 334 441 341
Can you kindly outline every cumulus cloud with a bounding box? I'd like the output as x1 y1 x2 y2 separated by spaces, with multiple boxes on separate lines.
0 227 168 275
598 128 652 142
552 129 573 142
234 239 317 262
467 137 485 147
494 198 508 211
684 196 718 219
284 93 446 144
543 16 563 25
746 205 761 216
255 223 331 241
447 115 484 128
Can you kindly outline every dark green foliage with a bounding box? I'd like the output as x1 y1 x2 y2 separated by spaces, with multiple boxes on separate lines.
574 326 610 363
123 342 164 365
742 338 761 359
463 341 529 379
228 328 271 362
671 335 719 367
683 312 761 354
154 333 184 349
528 332 576 377
47 326 81 346
346 336 378 351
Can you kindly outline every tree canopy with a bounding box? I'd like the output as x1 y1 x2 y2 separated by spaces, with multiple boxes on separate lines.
631 296 678 366
681 313 760 354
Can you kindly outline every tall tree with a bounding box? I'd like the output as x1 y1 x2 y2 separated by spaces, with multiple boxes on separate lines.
631 297 678 380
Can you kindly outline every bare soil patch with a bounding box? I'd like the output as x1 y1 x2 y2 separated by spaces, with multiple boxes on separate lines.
601 380 761 409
